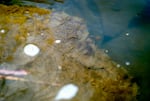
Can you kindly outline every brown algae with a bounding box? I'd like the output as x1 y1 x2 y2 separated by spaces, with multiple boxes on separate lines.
0 4 139 101
0 4 52 62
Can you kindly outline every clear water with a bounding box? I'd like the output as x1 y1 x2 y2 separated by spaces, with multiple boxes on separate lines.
0 0 150 100
52 0 150 100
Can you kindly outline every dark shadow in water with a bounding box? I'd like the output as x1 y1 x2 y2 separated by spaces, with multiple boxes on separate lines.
129 0 150 28
101 35 113 44
131 49 150 101
71 0 103 38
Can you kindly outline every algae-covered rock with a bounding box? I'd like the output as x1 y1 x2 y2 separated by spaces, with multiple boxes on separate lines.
0 5 139 101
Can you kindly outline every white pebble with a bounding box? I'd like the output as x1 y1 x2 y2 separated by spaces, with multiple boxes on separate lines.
0 29 5 33
116 64 121 68
27 33 30 36
55 40 61 44
125 33 130 36
55 84 78 101
41 33 44 36
125 61 130 66
58 65 62 70
24 44 40 57
104 49 109 53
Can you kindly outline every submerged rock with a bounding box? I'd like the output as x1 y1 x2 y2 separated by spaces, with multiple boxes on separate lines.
0 4 138 101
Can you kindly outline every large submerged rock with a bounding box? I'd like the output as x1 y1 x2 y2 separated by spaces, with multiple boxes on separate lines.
0 5 138 101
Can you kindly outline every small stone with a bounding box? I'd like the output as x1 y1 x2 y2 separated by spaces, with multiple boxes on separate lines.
27 33 30 36
55 40 61 44
41 33 44 36
125 33 130 36
104 49 109 53
58 65 62 70
25 10 29 14
0 29 5 33
125 61 130 66
55 84 78 101
116 64 121 68
24 44 40 57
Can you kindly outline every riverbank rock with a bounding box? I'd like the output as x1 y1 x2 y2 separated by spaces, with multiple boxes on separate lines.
0 4 138 101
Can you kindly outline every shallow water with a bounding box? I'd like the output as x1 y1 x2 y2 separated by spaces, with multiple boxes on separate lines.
52 0 150 100
0 0 150 101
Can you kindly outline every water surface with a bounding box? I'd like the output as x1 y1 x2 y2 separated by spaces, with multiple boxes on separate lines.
0 0 150 101
52 0 150 100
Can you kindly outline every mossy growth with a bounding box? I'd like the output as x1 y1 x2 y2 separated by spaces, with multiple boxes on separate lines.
0 4 52 63
0 4 50 24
